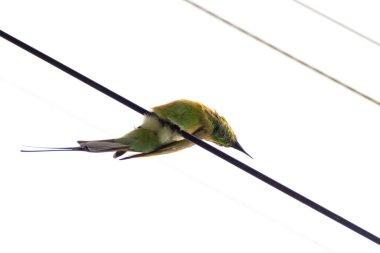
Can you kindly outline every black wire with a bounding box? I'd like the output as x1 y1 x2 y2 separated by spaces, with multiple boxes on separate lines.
183 0 380 108
0 31 149 116
293 0 380 47
1 29 379 245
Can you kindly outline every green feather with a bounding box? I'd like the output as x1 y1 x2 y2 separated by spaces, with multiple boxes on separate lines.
23 99 250 159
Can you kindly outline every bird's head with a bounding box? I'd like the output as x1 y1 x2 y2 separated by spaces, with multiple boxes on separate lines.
210 115 252 158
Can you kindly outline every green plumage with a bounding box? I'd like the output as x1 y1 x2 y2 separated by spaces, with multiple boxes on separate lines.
153 99 214 134
117 128 161 153
23 99 251 159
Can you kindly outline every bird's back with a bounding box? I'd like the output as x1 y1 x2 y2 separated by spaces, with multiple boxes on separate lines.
152 99 215 135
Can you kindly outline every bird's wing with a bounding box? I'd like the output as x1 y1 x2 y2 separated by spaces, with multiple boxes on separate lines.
119 128 208 160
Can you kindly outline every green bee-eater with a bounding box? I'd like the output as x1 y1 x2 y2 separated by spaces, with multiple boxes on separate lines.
23 99 251 159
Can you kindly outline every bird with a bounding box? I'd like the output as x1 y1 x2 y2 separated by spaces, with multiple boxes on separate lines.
22 99 252 159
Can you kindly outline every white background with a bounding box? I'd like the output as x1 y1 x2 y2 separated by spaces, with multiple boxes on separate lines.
1 0 380 252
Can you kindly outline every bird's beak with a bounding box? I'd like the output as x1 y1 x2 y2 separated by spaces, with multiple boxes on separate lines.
232 141 253 159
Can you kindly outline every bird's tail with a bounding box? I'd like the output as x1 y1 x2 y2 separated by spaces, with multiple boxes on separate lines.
21 139 130 158
20 146 85 152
